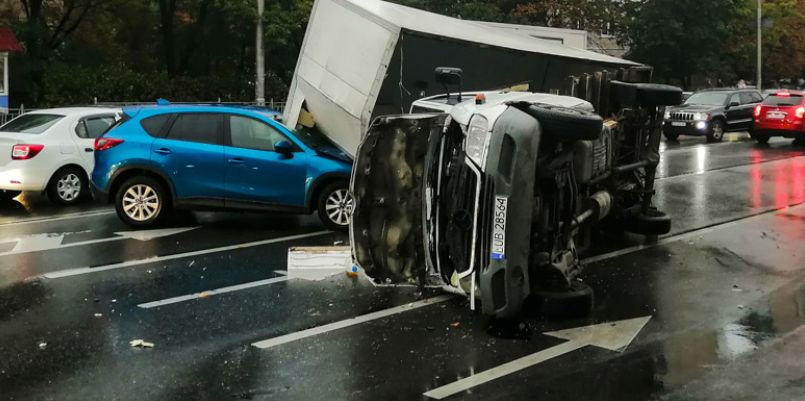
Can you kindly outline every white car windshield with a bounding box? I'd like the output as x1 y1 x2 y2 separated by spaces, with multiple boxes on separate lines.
0 114 64 134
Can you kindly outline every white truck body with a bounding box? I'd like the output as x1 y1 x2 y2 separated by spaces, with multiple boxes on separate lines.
283 0 640 155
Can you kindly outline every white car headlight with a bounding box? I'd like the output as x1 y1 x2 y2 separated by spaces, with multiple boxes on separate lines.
465 115 490 168
663 110 671 119
692 112 709 121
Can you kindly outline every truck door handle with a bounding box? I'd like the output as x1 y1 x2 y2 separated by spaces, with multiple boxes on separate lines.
228 158 244 164
154 148 172 155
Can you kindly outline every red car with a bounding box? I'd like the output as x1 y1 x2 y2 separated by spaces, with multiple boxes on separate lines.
752 91 805 144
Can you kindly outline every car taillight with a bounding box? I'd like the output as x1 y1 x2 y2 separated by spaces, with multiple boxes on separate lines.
796 107 805 119
11 144 44 160
94 137 124 151
754 105 762 117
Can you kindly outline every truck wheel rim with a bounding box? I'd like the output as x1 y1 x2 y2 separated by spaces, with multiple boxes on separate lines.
122 184 160 222
57 173 82 201
325 188 353 226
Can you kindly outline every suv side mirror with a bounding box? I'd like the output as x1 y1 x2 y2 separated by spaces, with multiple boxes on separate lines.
274 140 294 155
728 101 740 108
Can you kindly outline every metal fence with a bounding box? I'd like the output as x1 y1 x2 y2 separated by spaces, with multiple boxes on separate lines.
1 100 286 126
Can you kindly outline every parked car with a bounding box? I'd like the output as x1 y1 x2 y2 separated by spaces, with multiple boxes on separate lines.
662 88 763 142
91 104 353 230
0 107 120 203
752 91 805 144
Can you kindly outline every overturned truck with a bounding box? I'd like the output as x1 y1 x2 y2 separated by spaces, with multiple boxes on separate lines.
282 0 641 155
350 69 682 318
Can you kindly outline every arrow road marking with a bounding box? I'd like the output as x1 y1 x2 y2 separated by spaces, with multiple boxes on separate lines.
0 227 198 256
423 316 651 400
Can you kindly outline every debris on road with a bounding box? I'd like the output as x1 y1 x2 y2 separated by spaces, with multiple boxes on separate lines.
130 339 154 348
198 291 211 299
38 342 47 350
94 313 102 318
450 322 461 328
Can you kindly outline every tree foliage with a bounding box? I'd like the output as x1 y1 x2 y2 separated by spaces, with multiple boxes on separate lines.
0 0 802 106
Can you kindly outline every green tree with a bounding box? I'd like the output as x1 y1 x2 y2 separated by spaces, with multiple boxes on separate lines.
619 0 747 88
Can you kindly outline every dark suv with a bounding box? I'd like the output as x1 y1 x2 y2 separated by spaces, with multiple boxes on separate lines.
662 88 763 142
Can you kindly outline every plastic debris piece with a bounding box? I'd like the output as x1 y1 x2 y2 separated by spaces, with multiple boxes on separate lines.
333 240 344 245
198 291 211 299
346 265 360 278
189 260 195 267
130 339 154 348
94 313 103 318
450 321 461 328
38 342 47 350
738 305 745 310
111 299 117 303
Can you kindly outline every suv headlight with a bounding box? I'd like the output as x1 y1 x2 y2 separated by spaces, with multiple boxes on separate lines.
663 110 671 120
692 112 709 121
465 115 490 168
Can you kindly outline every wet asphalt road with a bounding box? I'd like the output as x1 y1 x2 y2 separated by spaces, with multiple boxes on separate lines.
1 136 805 401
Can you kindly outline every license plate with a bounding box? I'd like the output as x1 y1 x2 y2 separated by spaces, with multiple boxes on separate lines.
491 196 507 260
767 111 786 120
671 122 686 127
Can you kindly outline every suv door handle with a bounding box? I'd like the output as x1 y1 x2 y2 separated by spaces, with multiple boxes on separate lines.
84 147 93 152
154 148 172 155
228 158 244 164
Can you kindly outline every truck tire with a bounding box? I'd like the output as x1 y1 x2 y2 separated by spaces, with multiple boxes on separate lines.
634 83 684 106
528 280 594 319
623 205 671 235
526 104 603 141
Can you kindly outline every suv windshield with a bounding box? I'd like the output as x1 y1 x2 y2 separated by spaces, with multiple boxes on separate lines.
0 114 64 134
684 92 728 106
763 94 803 106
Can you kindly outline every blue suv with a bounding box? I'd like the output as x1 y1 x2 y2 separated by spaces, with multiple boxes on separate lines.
91 104 353 230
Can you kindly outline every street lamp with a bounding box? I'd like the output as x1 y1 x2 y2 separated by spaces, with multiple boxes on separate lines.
757 0 762 91
255 0 266 106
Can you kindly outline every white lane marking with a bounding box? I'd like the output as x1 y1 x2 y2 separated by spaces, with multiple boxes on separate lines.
41 230 331 279
0 209 115 227
138 276 291 308
424 317 651 399
0 227 198 256
582 202 805 265
252 295 454 349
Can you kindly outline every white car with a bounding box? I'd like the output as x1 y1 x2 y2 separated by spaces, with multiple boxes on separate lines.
0 107 121 204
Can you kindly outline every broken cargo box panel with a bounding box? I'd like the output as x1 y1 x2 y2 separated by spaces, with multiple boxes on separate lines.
350 113 445 285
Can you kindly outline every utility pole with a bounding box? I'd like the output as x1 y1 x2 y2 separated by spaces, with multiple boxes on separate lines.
255 0 266 106
757 0 762 91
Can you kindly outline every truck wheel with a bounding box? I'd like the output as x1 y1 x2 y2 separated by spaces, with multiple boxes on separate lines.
0 190 21 200
634 83 684 106
623 205 671 235
317 182 352 231
526 104 603 140
528 281 594 319
115 176 169 227
47 167 87 205
706 120 725 143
